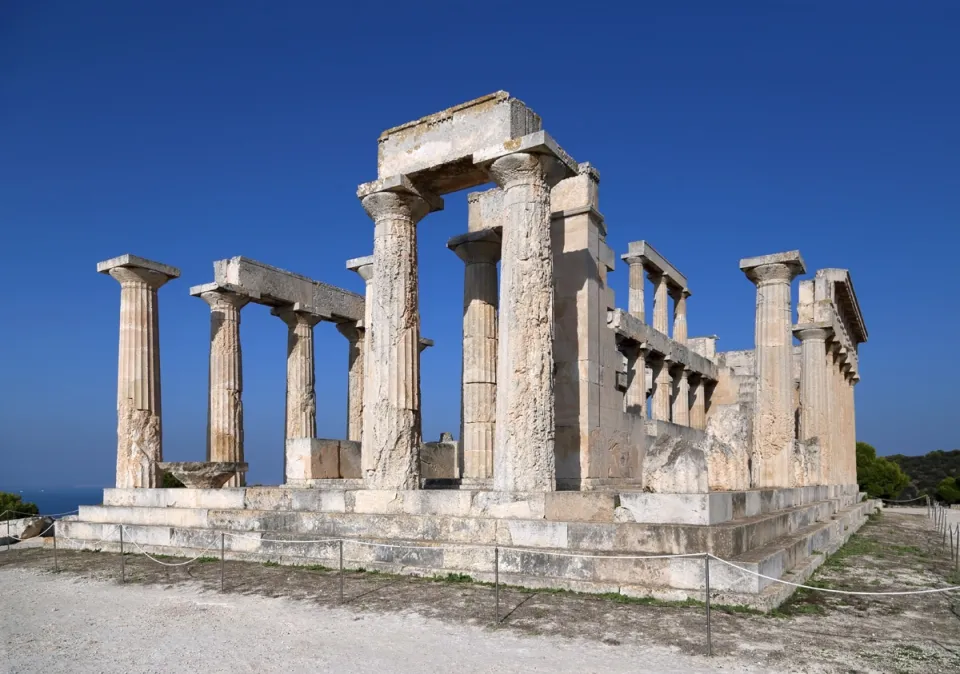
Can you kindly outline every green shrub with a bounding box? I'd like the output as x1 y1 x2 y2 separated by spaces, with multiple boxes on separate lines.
0 492 39 521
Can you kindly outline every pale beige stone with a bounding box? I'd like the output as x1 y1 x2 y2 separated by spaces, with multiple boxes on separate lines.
359 184 437 489
98 256 179 489
652 357 673 421
740 252 806 488
671 290 689 344
690 375 707 430
197 288 250 487
794 324 831 485
488 151 557 492
702 404 751 491
651 272 669 334
273 307 322 440
672 367 691 426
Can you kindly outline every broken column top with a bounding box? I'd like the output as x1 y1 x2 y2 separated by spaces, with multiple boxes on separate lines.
621 241 688 293
377 91 542 195
188 281 258 299
739 250 806 281
97 254 180 279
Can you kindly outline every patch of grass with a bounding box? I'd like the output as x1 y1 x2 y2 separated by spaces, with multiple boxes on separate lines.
262 560 281 568
431 572 473 583
713 603 764 615
195 556 218 564
302 564 331 572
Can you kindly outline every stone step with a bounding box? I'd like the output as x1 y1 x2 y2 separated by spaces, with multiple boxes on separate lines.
55 499 876 605
76 492 847 559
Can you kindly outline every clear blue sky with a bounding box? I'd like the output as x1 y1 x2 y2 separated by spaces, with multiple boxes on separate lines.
2 1 957 488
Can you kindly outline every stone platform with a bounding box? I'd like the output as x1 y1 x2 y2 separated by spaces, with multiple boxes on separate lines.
57 485 874 609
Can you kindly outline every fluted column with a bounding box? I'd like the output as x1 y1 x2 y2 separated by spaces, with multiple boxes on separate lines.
840 359 853 484
651 272 669 334
449 233 500 484
672 290 689 344
337 322 364 442
97 255 179 489
794 325 830 485
626 260 646 322
824 341 839 484
358 178 437 490
672 367 691 426
347 255 374 451
690 375 707 430
652 357 673 421
624 345 648 419
273 307 322 440
487 152 558 492
741 252 806 488
197 287 250 486
849 373 859 484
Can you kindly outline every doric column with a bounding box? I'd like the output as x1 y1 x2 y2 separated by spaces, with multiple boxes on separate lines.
97 255 180 489
652 357 673 422
690 375 707 430
849 372 859 484
651 272 669 334
824 340 840 484
794 324 831 485
273 307 322 440
740 251 806 488
672 366 691 426
191 283 250 487
624 345 648 419
672 289 689 344
358 176 440 490
346 255 374 450
840 359 853 484
448 230 501 485
336 321 364 443
487 152 559 492
624 258 646 322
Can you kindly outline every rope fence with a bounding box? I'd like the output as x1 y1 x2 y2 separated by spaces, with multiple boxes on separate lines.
3 503 960 657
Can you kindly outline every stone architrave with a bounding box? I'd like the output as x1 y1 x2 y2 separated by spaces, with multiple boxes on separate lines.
97 255 180 488
273 306 323 440
740 251 806 488
357 175 442 490
448 229 501 484
346 255 374 449
336 321 364 443
794 323 831 485
485 151 565 492
191 283 251 487
652 357 673 422
672 367 691 426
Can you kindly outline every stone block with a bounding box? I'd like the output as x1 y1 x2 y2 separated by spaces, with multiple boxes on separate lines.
642 432 709 494
420 439 458 480
544 492 617 523
503 520 569 548
340 440 361 479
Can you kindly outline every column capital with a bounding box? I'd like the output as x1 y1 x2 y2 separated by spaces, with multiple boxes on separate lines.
475 131 578 189
740 251 806 286
793 323 832 342
447 228 502 264
272 305 323 329
336 320 362 342
357 174 443 224
190 282 253 311
346 255 374 283
98 254 180 290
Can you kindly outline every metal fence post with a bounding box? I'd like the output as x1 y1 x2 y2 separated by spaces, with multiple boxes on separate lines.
53 528 59 573
494 546 500 626
338 540 344 604
705 554 713 657
220 533 225 592
120 526 125 584
6 518 9 553
951 526 955 562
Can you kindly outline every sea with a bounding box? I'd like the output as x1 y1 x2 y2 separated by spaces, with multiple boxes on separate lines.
4 487 107 517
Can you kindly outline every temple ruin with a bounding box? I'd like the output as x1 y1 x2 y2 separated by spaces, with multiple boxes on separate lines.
62 92 872 607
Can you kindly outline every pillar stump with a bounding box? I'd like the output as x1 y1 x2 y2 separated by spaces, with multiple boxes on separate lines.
97 255 180 488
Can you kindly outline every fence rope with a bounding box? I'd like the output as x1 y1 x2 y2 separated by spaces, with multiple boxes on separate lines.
121 526 220 567
880 495 929 504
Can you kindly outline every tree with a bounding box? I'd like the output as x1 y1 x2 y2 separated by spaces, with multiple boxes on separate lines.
0 492 39 521
856 442 910 499
937 477 960 504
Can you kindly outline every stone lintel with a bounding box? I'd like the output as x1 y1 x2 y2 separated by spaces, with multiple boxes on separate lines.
377 92 542 194
472 131 579 182
549 205 606 237
621 241 688 293
609 308 718 381
188 281 260 300
739 250 806 280
356 174 444 213
816 268 868 344
213 256 364 322
345 255 374 272
97 254 180 279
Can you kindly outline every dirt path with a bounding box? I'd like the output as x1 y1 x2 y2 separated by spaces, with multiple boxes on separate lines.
1 510 958 673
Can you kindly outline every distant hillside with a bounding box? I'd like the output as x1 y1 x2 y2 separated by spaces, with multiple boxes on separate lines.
886 449 960 498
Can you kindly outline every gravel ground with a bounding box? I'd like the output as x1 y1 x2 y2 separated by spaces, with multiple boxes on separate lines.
1 510 958 673
0 566 734 674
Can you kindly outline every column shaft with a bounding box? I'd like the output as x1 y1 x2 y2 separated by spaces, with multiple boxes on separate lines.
672 367 691 426
672 291 688 344
201 290 249 487
276 310 322 440
360 190 430 489
337 322 364 443
652 358 673 421
690 376 707 430
796 326 830 485
627 263 646 321
489 152 556 491
651 273 669 334
624 346 647 419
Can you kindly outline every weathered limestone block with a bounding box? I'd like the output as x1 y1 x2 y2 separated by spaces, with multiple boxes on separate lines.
794 438 821 488
97 254 180 489
358 175 442 489
700 404 751 492
420 435 459 480
158 462 248 489
642 433 709 494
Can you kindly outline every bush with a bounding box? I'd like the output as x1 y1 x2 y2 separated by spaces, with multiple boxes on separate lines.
161 471 185 488
937 477 960 504
0 492 39 521
856 442 910 499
